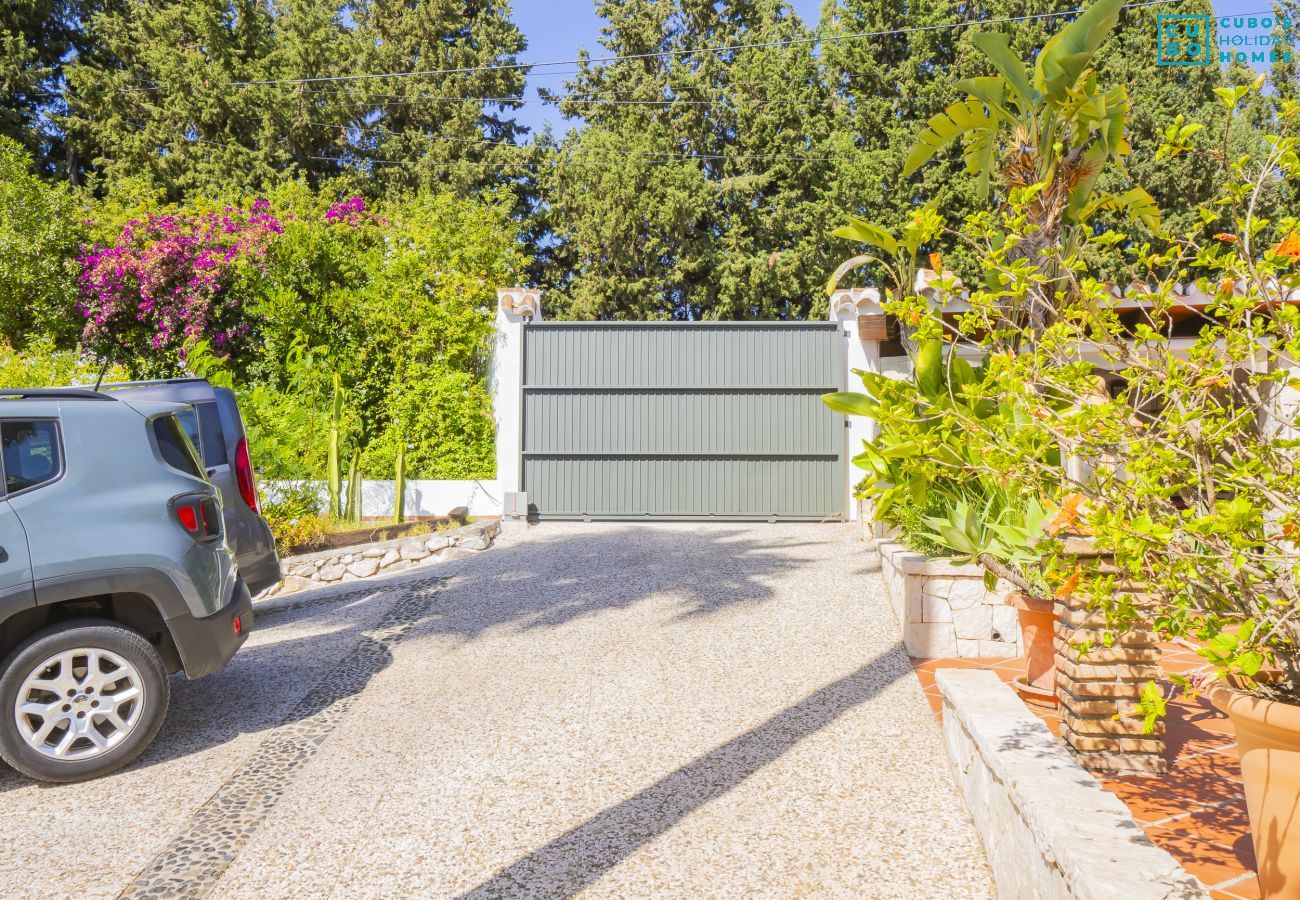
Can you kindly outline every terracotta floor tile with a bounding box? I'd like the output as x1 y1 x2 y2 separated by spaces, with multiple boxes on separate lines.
1168 751 1244 785
1106 781 1205 823
1157 799 1253 850
1210 870 1262 898
1142 826 1254 888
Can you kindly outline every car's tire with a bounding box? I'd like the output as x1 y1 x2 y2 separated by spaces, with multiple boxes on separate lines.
0 619 170 783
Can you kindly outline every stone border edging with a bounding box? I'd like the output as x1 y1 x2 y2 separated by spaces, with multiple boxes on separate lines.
935 669 1207 900
261 520 500 597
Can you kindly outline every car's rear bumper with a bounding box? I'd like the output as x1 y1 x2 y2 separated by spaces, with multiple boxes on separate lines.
239 546 282 596
166 577 253 679
233 513 282 596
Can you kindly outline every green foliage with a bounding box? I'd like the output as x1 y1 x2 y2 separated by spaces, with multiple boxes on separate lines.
90 187 516 482
823 319 1058 594
260 482 327 556
59 0 527 201
538 0 838 320
0 335 125 387
880 80 1300 704
0 137 85 346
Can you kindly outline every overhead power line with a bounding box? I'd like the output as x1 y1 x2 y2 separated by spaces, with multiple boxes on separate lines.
225 0 1181 87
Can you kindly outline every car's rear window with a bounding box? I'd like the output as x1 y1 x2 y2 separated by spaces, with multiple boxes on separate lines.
172 403 227 467
152 414 205 478
1 420 62 494
196 401 227 465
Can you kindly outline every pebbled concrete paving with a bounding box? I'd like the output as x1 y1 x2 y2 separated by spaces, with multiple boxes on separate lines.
0 523 991 898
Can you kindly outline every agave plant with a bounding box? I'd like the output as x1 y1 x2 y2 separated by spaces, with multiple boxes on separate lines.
920 494 1052 596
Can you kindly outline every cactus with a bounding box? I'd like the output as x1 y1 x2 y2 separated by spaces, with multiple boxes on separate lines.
344 448 361 523
327 374 343 519
393 440 406 524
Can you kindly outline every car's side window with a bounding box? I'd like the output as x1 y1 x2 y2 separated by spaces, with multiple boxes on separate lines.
1 420 62 494
152 414 205 479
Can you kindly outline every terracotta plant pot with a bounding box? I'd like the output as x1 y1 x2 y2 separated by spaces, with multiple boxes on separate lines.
1005 592 1058 707
1208 685 1300 900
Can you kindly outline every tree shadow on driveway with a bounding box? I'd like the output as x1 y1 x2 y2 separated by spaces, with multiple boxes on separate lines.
458 643 912 899
0 524 825 788
415 523 821 641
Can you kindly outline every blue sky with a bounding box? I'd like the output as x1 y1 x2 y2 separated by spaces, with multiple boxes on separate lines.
509 0 1281 135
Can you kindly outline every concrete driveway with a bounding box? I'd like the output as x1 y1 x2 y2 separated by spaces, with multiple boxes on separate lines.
0 523 991 898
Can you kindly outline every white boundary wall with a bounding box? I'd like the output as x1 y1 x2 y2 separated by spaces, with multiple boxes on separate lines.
263 479 501 519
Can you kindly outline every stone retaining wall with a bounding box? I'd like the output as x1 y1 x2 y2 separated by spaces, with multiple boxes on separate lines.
936 669 1207 899
877 539 1021 658
259 521 500 597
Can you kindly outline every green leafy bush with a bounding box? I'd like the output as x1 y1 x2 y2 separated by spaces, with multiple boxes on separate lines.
0 336 126 387
0 137 85 347
260 482 327 556
79 185 518 482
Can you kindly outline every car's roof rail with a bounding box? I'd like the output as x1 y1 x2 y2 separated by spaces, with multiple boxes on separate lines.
0 388 118 401
95 377 209 390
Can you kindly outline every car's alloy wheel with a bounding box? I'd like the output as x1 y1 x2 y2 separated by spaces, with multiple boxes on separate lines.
0 620 169 782
15 647 146 760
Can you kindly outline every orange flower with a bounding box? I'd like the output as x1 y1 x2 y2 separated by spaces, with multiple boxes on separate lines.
906 308 922 326
928 251 944 273
1218 278 1236 295
1046 493 1086 535
1055 564 1082 599
1271 232 1300 262
1214 233 1238 243
1283 522 1300 542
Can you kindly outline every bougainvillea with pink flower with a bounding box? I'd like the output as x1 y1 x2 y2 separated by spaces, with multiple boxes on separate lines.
77 201 283 370
324 196 377 227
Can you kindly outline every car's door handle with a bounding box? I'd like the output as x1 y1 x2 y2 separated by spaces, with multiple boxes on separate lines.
0 546 8 563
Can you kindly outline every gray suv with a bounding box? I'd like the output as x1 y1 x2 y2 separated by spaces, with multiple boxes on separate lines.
0 388 252 781
89 379 281 595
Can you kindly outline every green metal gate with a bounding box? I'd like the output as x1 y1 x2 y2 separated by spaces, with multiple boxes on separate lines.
521 322 845 520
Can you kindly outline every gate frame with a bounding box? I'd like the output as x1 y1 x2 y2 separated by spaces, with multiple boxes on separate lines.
492 287 886 523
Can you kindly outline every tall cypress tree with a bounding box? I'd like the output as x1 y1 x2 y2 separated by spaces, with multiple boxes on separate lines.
0 0 86 176
61 0 529 200
541 0 833 320
346 0 529 195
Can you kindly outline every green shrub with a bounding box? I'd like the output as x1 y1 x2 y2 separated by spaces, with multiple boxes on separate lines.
0 138 85 347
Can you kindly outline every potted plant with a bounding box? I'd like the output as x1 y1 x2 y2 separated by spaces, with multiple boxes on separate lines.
943 83 1300 895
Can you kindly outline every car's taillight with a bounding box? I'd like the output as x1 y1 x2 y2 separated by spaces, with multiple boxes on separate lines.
173 494 221 540
234 436 259 513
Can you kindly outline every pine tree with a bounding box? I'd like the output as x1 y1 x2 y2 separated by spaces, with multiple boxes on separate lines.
540 0 711 319
62 0 356 199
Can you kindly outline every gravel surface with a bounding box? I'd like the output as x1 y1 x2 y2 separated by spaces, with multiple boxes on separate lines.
0 523 991 898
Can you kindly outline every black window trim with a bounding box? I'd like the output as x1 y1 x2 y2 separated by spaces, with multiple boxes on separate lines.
0 417 66 499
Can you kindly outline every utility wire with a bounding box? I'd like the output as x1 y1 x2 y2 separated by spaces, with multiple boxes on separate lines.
303 120 843 162
222 0 1181 86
